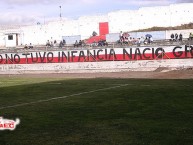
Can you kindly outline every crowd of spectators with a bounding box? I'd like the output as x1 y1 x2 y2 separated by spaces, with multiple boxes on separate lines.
45 39 67 48
90 40 108 47
74 40 86 47
118 31 153 46
24 43 33 49
170 33 183 41
59 39 66 48
40 31 193 49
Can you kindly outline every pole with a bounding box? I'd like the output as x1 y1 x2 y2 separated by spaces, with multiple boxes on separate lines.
59 6 62 20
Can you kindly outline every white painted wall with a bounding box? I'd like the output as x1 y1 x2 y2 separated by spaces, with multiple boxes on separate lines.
0 59 193 74
108 10 138 32
5 34 17 47
78 15 108 39
169 4 193 27
0 32 5 47
138 6 170 29
0 3 193 47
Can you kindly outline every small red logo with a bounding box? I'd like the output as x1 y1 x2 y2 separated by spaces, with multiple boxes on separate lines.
0 117 20 131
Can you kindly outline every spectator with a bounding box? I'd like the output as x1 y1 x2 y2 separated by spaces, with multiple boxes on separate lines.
132 38 136 45
140 36 144 44
103 40 108 46
74 40 79 47
191 33 193 40
98 40 108 47
144 37 151 44
50 41 53 47
179 33 183 41
46 40 51 47
24 44 28 49
144 37 148 44
63 39 66 45
137 38 141 46
98 40 103 47
122 32 129 43
29 43 33 49
189 33 193 40
170 33 174 41
92 31 97 36
53 40 57 47
128 37 132 45
78 40 82 47
150 37 153 44
81 40 86 47
59 41 63 48
175 33 178 41
119 31 123 40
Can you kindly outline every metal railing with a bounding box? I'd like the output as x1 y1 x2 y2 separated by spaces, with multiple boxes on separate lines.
0 39 193 54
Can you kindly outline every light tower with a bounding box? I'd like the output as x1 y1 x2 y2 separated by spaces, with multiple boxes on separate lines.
59 6 62 20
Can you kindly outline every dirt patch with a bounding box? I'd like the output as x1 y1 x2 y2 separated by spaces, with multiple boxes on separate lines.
0 69 193 79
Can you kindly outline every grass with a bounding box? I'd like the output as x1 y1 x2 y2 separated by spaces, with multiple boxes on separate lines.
0 77 193 145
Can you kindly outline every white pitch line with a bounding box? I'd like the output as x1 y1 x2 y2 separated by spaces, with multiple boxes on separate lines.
140 85 151 86
48 83 62 85
0 84 128 110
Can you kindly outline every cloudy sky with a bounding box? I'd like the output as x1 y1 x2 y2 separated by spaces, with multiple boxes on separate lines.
0 0 192 25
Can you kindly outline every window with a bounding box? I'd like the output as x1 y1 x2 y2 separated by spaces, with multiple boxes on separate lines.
8 35 13 40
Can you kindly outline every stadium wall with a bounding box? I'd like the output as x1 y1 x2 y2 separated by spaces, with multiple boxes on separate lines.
0 45 193 64
0 45 193 74
0 59 193 74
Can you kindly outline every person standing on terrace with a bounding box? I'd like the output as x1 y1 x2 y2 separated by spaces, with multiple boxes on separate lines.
179 33 183 41
189 33 193 40
74 40 79 47
119 31 123 40
170 33 174 41
46 40 51 47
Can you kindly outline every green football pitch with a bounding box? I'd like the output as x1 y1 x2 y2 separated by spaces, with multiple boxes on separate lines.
0 77 193 145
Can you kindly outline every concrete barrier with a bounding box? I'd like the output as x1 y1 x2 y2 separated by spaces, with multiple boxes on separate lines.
0 59 193 74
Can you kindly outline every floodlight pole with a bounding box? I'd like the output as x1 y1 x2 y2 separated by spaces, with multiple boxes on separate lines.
59 6 62 20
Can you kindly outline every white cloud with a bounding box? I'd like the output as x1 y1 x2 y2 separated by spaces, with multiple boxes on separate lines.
117 0 173 6
176 0 193 2
0 0 191 25
0 0 96 5
81 0 97 4
0 10 43 25
2 0 190 6
1 0 65 5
